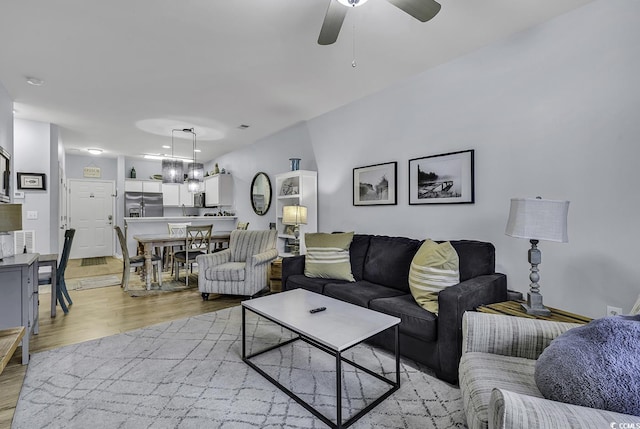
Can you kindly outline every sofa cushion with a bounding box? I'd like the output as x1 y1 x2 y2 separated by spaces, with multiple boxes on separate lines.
204 262 246 281
285 274 339 294
449 240 495 282
304 232 355 282
535 314 640 416
459 352 543 429
349 234 371 281
369 294 438 342
408 240 459 314
362 236 422 292
324 281 405 308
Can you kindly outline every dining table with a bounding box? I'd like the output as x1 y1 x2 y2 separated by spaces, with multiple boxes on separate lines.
133 232 231 290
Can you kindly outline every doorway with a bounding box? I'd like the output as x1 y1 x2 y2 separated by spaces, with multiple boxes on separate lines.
68 179 115 259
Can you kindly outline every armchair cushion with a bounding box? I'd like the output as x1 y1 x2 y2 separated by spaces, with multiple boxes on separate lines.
205 262 246 281
535 314 640 416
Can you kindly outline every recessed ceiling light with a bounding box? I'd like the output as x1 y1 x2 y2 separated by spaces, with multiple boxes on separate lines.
162 145 171 149
194 149 201 153
87 148 103 155
26 76 44 86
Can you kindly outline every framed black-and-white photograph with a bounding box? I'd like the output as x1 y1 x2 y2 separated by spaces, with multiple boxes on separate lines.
353 161 397 206
17 172 47 191
408 150 474 205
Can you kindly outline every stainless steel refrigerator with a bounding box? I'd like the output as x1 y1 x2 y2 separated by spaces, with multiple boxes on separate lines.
124 192 164 217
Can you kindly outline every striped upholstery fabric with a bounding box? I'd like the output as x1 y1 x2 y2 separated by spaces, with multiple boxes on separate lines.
197 230 278 296
490 388 640 428
205 262 246 281
462 312 579 360
408 239 459 314
304 232 355 282
460 352 542 429
459 312 640 428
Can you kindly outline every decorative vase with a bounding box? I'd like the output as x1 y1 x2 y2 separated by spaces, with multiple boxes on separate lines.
130 167 136 178
289 158 301 171
214 163 220 174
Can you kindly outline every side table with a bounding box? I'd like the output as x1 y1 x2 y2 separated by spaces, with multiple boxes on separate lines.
477 300 592 324
269 258 282 293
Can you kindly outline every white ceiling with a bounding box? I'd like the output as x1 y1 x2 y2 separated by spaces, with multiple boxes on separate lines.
0 0 592 162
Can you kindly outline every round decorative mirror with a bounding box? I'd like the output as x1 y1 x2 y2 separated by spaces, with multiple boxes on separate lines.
250 172 272 216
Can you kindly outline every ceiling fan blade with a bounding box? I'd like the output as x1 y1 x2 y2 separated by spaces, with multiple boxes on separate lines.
318 0 348 45
386 0 441 22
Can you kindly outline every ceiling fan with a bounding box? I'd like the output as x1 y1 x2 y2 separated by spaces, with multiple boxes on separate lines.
318 0 441 45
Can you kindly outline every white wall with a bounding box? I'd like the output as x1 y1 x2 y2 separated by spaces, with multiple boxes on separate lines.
216 0 639 317
66 153 118 180
14 119 54 253
307 0 639 318
211 121 318 230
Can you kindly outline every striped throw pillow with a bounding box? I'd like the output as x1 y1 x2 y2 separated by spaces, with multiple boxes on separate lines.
409 239 459 314
304 232 355 282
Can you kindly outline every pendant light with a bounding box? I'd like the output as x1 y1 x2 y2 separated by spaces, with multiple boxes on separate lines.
185 128 204 192
162 129 185 183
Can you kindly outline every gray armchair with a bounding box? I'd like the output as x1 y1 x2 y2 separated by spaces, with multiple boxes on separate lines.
459 312 640 429
197 229 278 299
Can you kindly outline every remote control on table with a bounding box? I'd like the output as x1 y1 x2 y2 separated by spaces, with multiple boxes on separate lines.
309 307 326 314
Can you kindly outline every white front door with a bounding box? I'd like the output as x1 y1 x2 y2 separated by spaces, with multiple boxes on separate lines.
68 179 115 259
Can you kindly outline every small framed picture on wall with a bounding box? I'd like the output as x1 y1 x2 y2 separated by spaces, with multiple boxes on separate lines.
353 161 397 206
17 172 47 191
408 150 474 205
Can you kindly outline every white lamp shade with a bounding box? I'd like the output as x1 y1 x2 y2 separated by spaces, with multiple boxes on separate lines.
505 198 569 242
282 205 308 225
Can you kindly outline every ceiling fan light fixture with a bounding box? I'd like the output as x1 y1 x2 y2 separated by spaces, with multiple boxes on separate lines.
337 0 369 6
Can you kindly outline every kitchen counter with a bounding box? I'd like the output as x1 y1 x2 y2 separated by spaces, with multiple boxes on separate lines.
123 216 238 256
124 216 237 222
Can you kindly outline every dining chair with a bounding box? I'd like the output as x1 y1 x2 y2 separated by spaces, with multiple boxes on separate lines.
174 224 212 286
114 225 162 291
38 228 75 314
167 222 191 274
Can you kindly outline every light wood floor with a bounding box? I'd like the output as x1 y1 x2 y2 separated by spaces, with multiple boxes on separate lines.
0 283 243 429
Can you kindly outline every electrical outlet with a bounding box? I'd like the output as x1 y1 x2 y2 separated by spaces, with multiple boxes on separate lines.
606 305 623 317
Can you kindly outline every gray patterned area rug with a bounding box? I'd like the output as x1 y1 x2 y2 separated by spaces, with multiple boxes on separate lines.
12 307 465 429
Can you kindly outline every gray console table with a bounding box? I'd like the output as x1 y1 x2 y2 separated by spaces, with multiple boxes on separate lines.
0 253 39 364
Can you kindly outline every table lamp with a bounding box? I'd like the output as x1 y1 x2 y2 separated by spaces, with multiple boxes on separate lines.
282 205 307 256
505 197 569 316
0 204 23 261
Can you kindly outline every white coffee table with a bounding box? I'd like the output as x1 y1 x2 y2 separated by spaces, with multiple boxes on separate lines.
242 288 401 429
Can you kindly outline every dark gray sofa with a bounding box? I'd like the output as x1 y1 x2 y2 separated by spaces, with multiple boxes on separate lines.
282 234 507 384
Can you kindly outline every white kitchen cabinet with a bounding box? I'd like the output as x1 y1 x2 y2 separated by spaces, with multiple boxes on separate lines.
204 174 233 207
162 184 180 206
275 170 317 256
179 183 198 207
162 183 201 207
125 180 162 193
